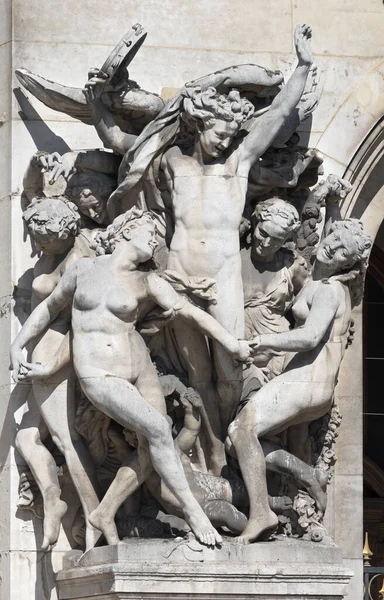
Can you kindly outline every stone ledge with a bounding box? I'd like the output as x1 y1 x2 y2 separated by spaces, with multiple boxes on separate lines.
57 538 353 599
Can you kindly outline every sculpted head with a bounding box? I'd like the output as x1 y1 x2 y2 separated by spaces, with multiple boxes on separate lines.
316 219 371 306
66 172 115 225
316 219 371 273
182 86 254 158
94 207 157 262
23 196 80 254
251 198 300 259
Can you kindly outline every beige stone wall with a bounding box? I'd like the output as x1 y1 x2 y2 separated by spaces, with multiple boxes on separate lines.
2 1 383 598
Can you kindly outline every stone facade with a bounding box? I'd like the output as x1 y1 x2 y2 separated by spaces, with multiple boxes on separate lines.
1 2 384 599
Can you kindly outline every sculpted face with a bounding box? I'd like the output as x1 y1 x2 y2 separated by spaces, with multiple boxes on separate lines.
253 219 290 259
199 119 240 158
124 220 158 262
316 229 358 272
77 188 108 225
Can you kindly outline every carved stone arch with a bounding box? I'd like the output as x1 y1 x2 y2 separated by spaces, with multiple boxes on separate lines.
341 115 384 241
314 59 384 182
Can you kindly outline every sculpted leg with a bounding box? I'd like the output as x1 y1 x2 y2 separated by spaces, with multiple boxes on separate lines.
170 319 226 475
33 378 101 551
204 500 247 534
89 441 152 545
228 402 278 544
261 439 328 515
209 278 245 429
80 371 222 546
16 391 67 551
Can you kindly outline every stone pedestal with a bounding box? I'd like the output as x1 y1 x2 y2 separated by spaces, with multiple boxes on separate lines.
57 538 352 599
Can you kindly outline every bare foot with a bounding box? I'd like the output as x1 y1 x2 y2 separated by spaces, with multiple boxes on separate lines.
235 511 278 545
41 495 68 552
306 468 329 516
89 507 120 546
184 506 222 547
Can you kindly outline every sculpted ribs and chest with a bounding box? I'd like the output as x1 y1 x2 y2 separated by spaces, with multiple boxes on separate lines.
164 148 246 277
10 21 372 558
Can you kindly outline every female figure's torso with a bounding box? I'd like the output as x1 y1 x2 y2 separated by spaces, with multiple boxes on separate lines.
71 258 155 383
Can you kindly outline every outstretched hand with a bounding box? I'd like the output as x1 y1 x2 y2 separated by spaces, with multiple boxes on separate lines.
294 24 313 67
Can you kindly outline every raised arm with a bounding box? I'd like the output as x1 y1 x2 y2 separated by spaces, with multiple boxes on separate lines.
45 149 121 184
83 68 137 155
240 25 313 167
10 264 78 381
251 283 339 353
322 175 352 237
146 273 251 363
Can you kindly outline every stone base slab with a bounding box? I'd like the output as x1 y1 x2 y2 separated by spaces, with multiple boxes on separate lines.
56 537 353 599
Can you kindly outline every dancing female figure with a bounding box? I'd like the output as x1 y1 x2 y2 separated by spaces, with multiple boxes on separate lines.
15 194 101 551
11 208 252 547
228 215 371 544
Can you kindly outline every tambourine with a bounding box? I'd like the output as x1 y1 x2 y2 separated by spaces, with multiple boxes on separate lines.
98 23 147 84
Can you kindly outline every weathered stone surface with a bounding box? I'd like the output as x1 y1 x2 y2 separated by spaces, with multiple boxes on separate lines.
2 2 383 599
57 538 352 599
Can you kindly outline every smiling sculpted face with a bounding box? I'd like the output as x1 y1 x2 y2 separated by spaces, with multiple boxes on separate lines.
199 119 241 159
316 229 359 272
182 86 254 160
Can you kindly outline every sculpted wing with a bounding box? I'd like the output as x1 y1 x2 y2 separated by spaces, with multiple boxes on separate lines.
15 68 164 135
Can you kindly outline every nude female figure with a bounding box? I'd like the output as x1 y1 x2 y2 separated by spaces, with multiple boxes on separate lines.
15 192 101 551
11 208 252 547
227 215 371 544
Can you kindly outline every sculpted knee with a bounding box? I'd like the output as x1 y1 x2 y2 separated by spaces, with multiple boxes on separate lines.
51 434 66 455
228 412 254 444
15 428 41 452
227 420 239 441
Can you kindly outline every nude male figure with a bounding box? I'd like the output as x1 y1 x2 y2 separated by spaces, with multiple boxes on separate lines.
83 25 314 474
158 25 314 457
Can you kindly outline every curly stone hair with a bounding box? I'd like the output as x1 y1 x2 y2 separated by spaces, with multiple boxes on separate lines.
252 197 301 236
23 196 80 241
325 218 371 307
93 207 154 255
182 86 254 128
